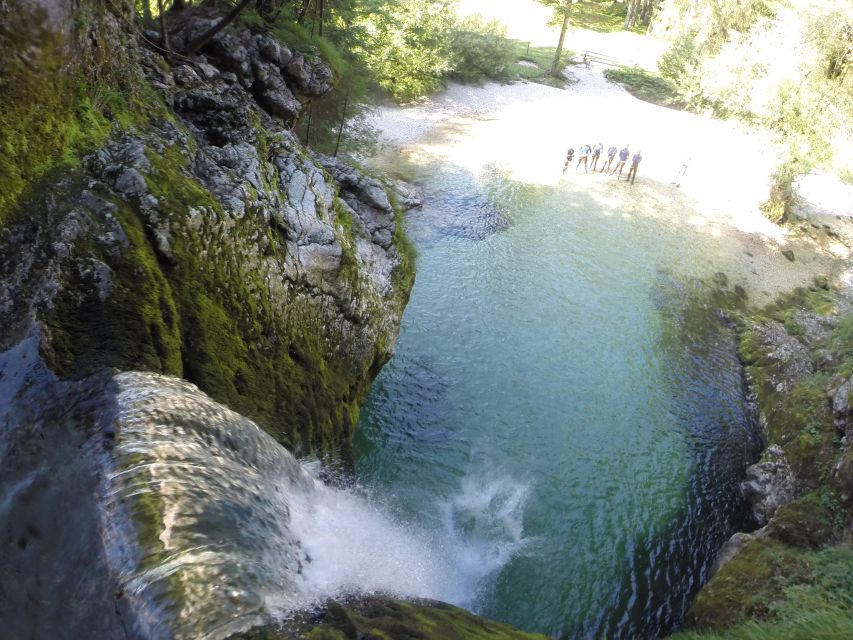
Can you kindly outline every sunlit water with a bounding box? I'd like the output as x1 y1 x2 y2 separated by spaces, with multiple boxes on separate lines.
354 160 762 637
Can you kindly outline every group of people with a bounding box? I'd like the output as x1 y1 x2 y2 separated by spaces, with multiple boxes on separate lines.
562 143 643 185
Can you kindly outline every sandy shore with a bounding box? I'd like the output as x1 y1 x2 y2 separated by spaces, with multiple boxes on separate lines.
369 42 850 303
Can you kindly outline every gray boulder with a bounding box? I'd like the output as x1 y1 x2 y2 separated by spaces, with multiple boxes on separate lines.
740 445 796 526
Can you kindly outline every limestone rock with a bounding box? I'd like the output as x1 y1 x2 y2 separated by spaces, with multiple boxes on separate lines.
252 60 302 121
829 375 853 437
749 319 814 393
709 531 758 576
740 445 796 526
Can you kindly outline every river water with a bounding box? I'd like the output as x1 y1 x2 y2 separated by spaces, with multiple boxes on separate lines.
354 155 763 637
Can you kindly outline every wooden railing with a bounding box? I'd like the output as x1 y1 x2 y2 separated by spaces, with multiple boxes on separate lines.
579 51 632 68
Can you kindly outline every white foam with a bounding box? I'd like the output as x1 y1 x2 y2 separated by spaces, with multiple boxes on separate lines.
285 465 532 611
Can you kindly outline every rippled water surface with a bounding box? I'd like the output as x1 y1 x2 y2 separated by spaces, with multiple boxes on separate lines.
354 161 761 637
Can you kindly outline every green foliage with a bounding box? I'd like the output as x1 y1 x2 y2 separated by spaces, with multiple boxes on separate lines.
603 66 679 107
449 14 516 84
352 0 456 101
760 162 797 223
570 0 630 33
653 0 853 185
676 542 853 638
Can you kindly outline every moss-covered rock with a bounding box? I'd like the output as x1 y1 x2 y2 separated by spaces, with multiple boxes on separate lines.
1 3 416 461
768 492 841 549
229 597 550 640
686 538 809 630
683 284 853 636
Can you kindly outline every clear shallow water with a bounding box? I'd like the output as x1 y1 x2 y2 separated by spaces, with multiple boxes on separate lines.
354 160 761 637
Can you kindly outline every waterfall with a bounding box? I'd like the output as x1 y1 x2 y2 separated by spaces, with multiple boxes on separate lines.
103 372 528 640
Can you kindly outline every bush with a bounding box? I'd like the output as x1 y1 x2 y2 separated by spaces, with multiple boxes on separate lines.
449 15 516 84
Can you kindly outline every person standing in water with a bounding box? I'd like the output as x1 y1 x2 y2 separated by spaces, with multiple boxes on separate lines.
611 145 630 178
627 151 643 184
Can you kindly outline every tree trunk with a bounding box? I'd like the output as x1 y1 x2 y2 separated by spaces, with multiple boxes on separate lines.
550 2 572 78
318 0 324 37
142 0 152 22
299 0 313 23
157 0 171 58
624 0 639 29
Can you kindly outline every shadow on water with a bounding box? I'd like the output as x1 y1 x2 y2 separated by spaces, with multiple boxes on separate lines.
394 163 515 245
568 276 763 639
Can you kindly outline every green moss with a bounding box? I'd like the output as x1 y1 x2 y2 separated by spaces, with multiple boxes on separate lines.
769 492 840 548
140 143 397 458
686 284 853 638
387 189 417 302
769 377 835 485
678 544 853 638
41 190 183 378
0 3 152 225
230 597 550 640
686 538 809 630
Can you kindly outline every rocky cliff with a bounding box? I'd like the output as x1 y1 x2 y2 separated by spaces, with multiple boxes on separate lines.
0 2 428 638
680 284 853 637
1 0 415 459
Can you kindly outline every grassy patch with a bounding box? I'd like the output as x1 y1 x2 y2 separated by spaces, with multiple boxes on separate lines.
571 0 630 33
770 492 842 548
603 66 680 107
677 543 853 638
509 40 573 86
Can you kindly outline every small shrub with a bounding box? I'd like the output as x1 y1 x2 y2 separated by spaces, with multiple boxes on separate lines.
449 15 515 84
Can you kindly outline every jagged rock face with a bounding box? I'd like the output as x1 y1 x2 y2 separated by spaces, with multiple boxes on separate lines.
829 375 853 440
0 6 416 459
740 445 796 526
748 319 815 394
161 19 333 125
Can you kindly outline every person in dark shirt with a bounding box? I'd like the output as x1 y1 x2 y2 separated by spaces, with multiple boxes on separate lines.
627 151 643 184
563 147 575 173
610 145 630 178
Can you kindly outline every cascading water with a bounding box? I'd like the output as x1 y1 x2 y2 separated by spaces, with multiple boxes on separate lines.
103 372 530 639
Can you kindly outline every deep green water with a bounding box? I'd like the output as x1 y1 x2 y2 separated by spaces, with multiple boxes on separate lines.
354 161 761 638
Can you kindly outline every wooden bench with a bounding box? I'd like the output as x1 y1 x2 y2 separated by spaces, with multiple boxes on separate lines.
579 51 631 68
